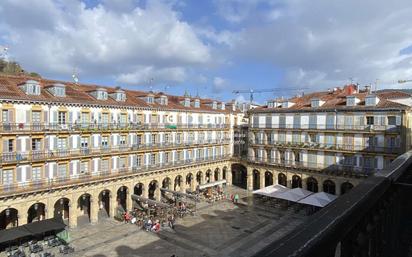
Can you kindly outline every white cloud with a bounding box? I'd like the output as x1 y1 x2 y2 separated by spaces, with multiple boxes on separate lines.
213 76 227 93
117 66 186 85
217 0 412 89
0 0 211 85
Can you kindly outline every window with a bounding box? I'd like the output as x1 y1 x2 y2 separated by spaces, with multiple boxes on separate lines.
309 115 317 129
279 115 286 128
2 110 10 123
120 136 126 145
57 138 67 149
101 136 109 148
120 114 127 124
212 101 217 109
160 96 167 105
165 152 169 163
365 96 378 106
176 133 182 144
150 154 156 165
102 113 109 124
346 97 356 106
184 98 190 107
1 169 13 185
58 112 66 124
147 96 154 104
311 99 320 107
388 116 396 125
32 167 41 181
366 116 374 125
58 164 67 177
32 111 41 123
81 137 88 148
4 139 14 152
194 100 200 108
164 133 170 143
151 134 157 144
81 112 89 125
293 115 300 129
136 155 142 167
81 162 88 174
292 133 300 144
32 138 41 151
101 159 109 172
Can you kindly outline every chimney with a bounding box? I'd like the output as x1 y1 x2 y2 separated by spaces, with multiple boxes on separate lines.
365 85 371 94
344 84 357 95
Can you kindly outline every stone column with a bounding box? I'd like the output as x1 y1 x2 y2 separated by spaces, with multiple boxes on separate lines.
69 205 78 228
126 189 133 211
109 194 117 218
260 171 266 189
90 199 99 224
156 185 162 201
46 204 54 220
247 168 253 191
335 181 342 196
226 169 232 186
143 184 149 199
18 207 28 226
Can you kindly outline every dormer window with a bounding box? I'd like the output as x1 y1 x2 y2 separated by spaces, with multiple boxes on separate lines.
184 98 190 107
194 99 200 108
110 89 126 102
282 101 295 108
90 87 108 100
220 102 225 110
346 96 359 106
46 83 66 97
212 101 217 109
159 95 168 105
147 96 154 104
19 80 41 96
311 99 324 107
365 95 379 106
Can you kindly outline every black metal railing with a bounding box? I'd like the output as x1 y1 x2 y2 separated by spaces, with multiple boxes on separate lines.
248 157 378 175
0 122 230 132
0 140 230 164
250 123 400 133
249 141 401 154
0 154 231 197
253 150 412 257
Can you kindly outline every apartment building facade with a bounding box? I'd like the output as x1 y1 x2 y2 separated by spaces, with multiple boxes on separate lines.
246 85 412 195
0 75 242 229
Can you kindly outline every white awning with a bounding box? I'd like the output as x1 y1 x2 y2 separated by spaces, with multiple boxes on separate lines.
273 188 314 202
297 192 338 207
198 179 227 190
253 184 289 196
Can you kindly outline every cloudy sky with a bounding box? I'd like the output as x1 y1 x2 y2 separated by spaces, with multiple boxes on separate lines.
1 0 412 103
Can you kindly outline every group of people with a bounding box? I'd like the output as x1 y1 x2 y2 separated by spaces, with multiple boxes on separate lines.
201 186 226 203
122 207 177 232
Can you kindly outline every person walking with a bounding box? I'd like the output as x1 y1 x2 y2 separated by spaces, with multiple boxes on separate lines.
234 193 239 204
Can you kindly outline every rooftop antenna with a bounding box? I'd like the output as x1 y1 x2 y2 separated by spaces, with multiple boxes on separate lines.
72 68 79 85
163 85 170 93
0 45 9 61
148 78 154 91
375 79 379 92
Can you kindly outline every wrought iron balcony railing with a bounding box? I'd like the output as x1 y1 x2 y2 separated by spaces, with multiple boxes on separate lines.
0 122 230 133
249 141 402 154
0 154 231 197
250 123 400 133
0 140 230 164
248 157 379 175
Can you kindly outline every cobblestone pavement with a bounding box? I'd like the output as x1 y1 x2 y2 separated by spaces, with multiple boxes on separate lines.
5 186 307 257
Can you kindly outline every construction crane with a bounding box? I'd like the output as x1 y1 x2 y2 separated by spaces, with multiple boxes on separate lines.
233 87 307 104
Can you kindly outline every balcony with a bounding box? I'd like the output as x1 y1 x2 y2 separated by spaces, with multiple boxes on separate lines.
250 141 401 155
0 122 230 133
0 140 230 165
253 150 412 257
250 123 400 133
0 154 231 197
248 157 377 176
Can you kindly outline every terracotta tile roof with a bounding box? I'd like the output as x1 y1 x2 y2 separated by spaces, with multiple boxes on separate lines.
0 74 232 113
252 85 411 113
